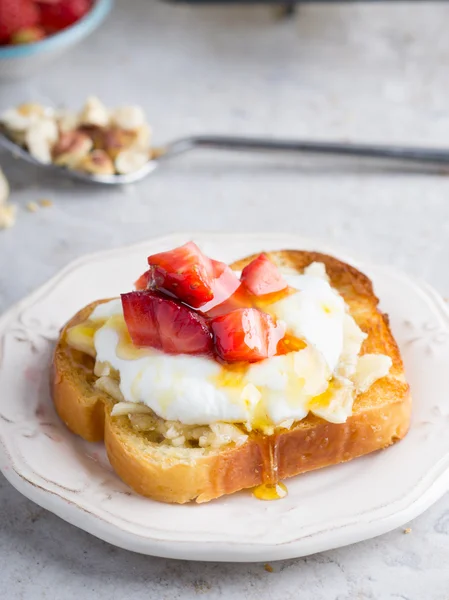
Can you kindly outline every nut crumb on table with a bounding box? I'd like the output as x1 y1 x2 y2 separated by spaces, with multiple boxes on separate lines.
403 527 412 534
264 563 274 573
39 199 53 208
26 201 39 213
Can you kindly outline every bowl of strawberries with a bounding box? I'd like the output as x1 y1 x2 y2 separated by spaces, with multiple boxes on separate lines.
0 0 112 78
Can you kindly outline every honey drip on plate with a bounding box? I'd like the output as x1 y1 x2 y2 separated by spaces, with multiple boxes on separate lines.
253 482 288 501
253 434 288 501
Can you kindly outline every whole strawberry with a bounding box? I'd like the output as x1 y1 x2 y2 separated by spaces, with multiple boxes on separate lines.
0 0 40 44
38 0 93 32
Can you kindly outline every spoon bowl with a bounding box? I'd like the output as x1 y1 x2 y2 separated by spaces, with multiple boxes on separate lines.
0 131 159 184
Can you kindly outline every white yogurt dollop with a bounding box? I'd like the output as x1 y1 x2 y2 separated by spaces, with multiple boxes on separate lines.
89 266 389 428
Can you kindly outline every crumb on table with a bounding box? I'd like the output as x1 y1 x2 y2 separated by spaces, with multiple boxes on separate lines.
403 528 412 534
26 201 39 213
39 198 53 208
264 563 274 573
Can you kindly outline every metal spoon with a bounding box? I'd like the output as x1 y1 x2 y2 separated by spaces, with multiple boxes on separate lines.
2 130 449 185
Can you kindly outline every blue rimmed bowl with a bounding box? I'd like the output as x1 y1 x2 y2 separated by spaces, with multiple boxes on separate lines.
0 0 113 79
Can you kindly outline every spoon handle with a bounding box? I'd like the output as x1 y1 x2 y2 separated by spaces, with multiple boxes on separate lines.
164 135 449 167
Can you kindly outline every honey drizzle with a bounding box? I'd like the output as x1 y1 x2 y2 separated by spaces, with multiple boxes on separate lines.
253 434 288 501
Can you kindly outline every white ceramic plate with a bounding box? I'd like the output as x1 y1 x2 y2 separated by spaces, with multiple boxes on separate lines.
1 233 449 562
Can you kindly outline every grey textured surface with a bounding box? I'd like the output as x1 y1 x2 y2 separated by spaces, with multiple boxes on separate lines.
1 1 449 598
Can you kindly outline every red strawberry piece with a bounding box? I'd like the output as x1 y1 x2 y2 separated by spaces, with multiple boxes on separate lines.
241 254 288 296
147 241 242 310
0 0 39 44
121 291 213 355
38 0 92 32
134 269 151 291
147 242 216 308
210 308 286 363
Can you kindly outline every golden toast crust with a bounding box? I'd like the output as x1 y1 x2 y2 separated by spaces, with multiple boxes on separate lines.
51 251 411 503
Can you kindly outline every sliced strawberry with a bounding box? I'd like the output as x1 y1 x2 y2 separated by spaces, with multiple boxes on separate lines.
211 308 286 363
134 269 151 291
147 242 215 308
241 254 288 296
121 291 213 355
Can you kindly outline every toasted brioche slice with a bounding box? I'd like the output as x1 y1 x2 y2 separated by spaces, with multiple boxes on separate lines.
52 250 411 503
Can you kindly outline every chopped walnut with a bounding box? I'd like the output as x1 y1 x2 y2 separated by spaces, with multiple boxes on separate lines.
79 96 110 128
76 149 115 175
53 130 93 167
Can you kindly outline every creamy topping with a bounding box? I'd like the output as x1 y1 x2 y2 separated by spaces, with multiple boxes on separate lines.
90 298 123 320
267 275 346 372
67 265 392 431
352 354 392 393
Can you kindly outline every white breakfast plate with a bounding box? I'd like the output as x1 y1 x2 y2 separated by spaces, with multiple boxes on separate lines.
1 232 449 562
